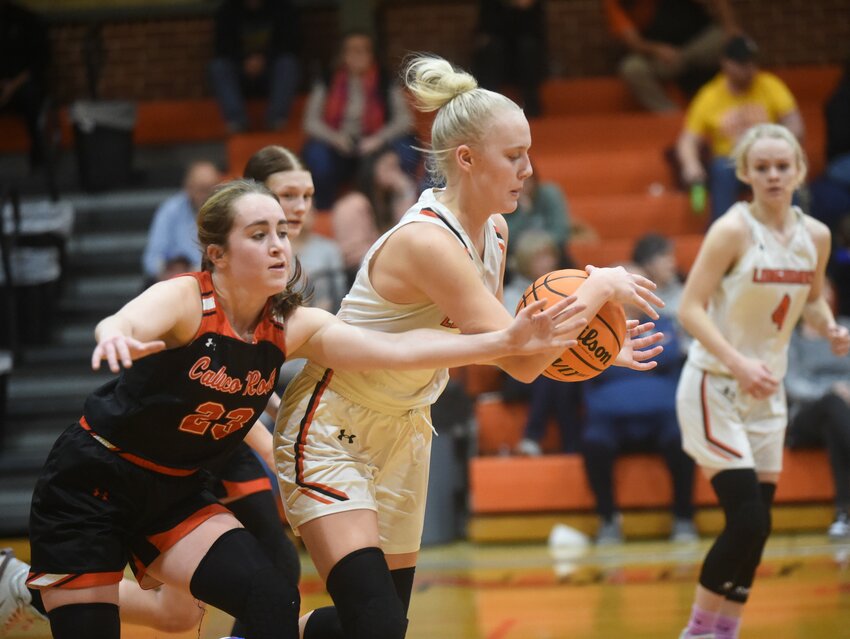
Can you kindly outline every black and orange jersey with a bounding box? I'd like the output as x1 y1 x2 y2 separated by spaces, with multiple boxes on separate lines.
82 271 286 474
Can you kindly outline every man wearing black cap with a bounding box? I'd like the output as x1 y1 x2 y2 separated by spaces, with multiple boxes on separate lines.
675 35 804 221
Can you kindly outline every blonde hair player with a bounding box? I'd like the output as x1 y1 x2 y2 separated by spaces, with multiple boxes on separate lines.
14 179 588 639
676 123 850 639
275 53 665 639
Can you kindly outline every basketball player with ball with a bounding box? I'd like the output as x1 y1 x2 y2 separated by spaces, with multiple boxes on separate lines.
274 53 665 639
675 123 850 639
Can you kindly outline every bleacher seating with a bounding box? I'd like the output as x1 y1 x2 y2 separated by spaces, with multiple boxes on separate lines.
0 64 841 542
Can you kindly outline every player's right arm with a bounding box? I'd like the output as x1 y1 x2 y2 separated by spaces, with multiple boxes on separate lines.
92 275 201 372
678 214 779 398
371 222 661 382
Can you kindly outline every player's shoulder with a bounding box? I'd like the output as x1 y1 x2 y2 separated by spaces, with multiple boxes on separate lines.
801 210 830 237
801 210 832 247
490 213 509 238
709 205 750 240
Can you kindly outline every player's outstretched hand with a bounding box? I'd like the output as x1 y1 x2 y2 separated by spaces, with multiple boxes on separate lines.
506 296 587 355
614 319 665 370
585 264 664 320
92 334 167 373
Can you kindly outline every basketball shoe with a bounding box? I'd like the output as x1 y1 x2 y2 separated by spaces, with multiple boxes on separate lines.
828 510 850 540
678 630 715 639
0 548 47 632
595 514 624 545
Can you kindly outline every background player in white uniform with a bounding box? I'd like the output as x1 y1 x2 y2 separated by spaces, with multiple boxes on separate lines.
676 123 850 639
275 53 666 639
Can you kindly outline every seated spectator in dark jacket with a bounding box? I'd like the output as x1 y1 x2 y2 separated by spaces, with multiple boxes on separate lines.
472 0 546 118
785 289 850 540
302 30 418 210
604 0 737 112
0 0 50 170
809 60 850 230
581 313 696 544
208 0 300 133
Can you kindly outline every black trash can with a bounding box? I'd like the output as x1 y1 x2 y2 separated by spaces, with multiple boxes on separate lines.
71 100 136 192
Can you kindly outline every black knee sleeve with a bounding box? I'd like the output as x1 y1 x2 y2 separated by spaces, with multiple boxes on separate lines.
699 469 770 599
227 490 302 583
303 566 415 639
304 606 344 638
326 547 408 639
190 528 299 639
391 566 416 614
724 481 777 603
48 603 120 639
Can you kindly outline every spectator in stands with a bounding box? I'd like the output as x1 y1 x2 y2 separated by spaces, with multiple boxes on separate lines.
472 0 546 118
141 160 222 286
355 146 419 233
631 233 691 349
581 309 695 545
809 60 850 229
302 30 419 210
208 0 300 133
675 35 804 221
829 214 850 317
505 166 570 262
330 191 381 288
502 230 584 456
604 0 737 113
0 0 50 171
785 282 850 540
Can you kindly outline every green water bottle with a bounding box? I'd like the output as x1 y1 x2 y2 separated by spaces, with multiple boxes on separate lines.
690 182 707 215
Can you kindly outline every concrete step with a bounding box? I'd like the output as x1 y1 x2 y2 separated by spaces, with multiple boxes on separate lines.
0 472 38 536
65 273 143 301
8 369 108 400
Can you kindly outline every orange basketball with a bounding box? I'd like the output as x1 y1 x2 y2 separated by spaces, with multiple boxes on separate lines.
516 269 627 382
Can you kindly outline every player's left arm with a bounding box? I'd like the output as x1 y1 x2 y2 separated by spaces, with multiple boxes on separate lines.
286 300 585 373
801 217 850 355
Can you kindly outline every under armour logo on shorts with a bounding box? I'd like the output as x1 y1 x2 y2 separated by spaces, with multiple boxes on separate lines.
338 429 356 443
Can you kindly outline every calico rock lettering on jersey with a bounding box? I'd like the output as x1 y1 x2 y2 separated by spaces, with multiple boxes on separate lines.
188 356 277 396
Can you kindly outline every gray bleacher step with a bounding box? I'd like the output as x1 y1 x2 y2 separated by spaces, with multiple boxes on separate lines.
0 474 38 536
8 368 109 398
55 320 98 347
66 274 144 299
7 393 88 419
17 343 94 368
62 188 172 233
69 231 148 255
0 439 51 475
58 292 131 319
67 232 149 275
3 415 68 450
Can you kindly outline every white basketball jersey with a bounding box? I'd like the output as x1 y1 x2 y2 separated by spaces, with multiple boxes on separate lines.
300 189 506 413
687 202 817 379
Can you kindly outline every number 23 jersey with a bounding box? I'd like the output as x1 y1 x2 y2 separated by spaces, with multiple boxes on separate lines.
82 271 286 472
687 202 817 379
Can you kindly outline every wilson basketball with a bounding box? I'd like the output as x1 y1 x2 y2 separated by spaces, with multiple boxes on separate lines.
516 269 627 381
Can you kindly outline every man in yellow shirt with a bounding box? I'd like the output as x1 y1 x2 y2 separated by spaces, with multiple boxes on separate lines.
675 36 804 220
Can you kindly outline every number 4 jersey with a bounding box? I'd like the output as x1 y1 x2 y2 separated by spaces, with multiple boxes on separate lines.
687 202 817 380
81 271 286 473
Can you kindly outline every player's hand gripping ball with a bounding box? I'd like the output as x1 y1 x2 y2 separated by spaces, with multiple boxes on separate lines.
517 269 627 381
